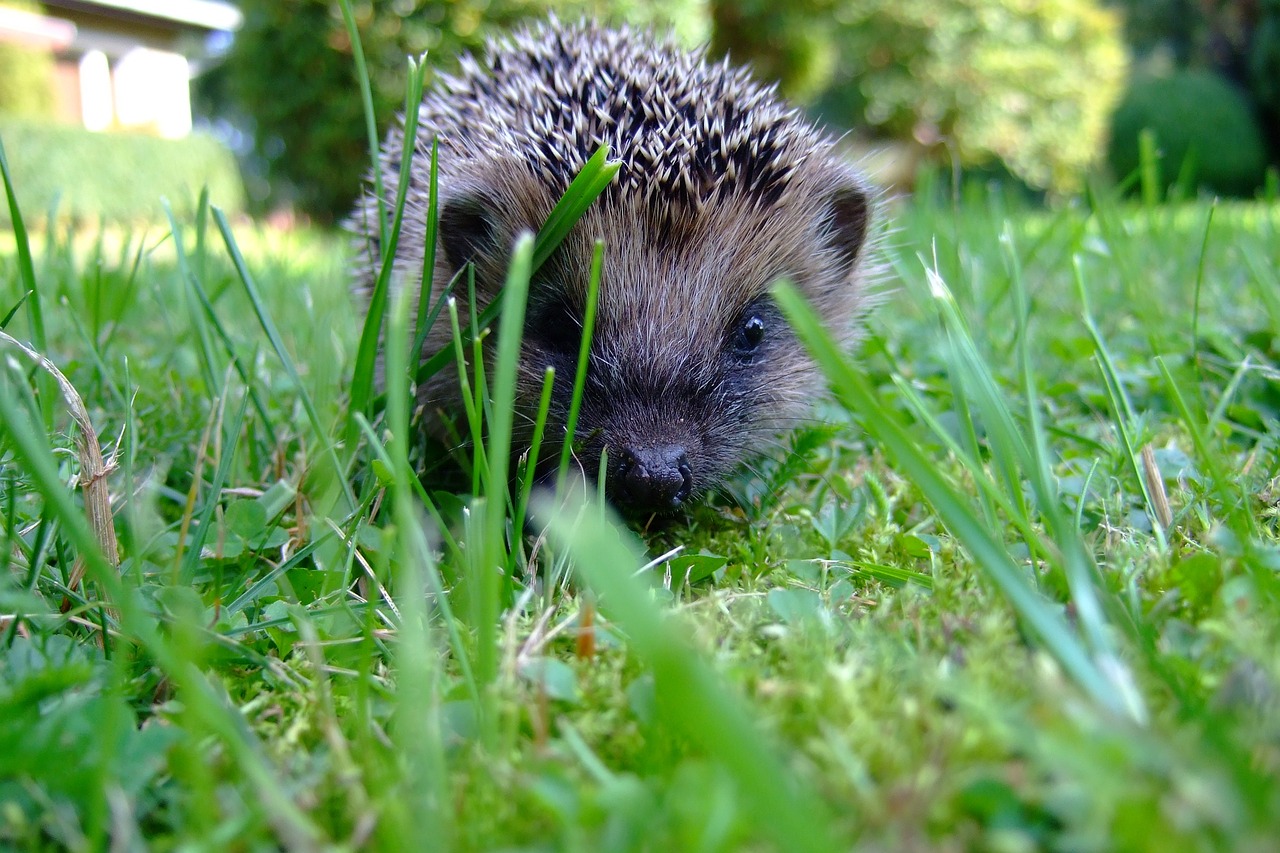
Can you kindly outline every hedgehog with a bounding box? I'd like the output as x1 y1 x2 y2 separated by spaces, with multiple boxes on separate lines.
350 19 875 514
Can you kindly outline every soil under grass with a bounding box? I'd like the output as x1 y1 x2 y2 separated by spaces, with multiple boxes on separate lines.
2 180 1279 851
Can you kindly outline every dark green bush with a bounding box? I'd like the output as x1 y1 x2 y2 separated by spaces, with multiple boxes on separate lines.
1107 70 1267 196
0 119 245 224
1107 0 1280 168
0 1 55 119
712 0 1129 193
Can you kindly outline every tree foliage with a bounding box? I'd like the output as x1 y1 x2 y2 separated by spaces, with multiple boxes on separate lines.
712 0 1129 193
208 0 547 222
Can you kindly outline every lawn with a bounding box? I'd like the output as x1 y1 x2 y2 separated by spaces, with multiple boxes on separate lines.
1 160 1279 851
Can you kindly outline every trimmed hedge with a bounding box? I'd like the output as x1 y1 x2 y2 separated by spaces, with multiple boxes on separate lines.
1107 71 1268 197
0 119 244 225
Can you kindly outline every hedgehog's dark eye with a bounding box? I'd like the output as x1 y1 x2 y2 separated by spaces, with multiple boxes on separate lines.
731 311 768 358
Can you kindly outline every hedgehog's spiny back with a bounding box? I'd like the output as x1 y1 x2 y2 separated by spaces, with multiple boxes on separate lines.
425 21 820 211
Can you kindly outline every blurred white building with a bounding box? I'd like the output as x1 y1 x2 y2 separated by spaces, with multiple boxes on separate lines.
0 0 242 137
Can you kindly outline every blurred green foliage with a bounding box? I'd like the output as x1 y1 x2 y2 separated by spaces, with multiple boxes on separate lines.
1106 0 1280 187
212 0 1280 209
0 1 55 119
203 0 538 223
1108 70 1267 196
0 118 244 224
712 0 1128 194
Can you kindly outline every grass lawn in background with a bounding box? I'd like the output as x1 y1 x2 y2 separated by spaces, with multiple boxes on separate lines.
1 160 1279 850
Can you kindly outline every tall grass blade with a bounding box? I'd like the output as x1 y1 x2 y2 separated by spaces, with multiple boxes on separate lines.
1074 256 1169 549
384 276 450 843
533 146 619 270
213 207 355 509
534 490 840 853
476 232 534 691
0 135 53 428
557 239 603 487
337 0 387 249
349 55 429 437
774 279 1145 722
412 136 442 355
163 202 223 395
177 388 250 584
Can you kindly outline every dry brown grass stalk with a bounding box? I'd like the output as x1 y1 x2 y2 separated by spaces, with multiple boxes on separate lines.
0 329 120 587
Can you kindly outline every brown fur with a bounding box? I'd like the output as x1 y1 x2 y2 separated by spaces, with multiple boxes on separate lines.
349 20 876 510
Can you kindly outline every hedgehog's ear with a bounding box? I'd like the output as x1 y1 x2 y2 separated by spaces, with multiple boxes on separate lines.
440 194 500 270
821 182 871 278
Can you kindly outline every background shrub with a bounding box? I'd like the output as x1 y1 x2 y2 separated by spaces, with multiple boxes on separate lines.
1107 70 1267 196
0 0 56 119
0 118 245 224
1107 0 1280 174
712 0 1129 194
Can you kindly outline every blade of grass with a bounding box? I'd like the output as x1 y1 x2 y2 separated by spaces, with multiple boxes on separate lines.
532 146 620 271
533 489 840 853
774 279 1144 722
384 271 450 844
337 0 387 250
1074 255 1169 550
348 54 429 436
213 207 355 510
0 135 53 429
1190 202 1217 366
164 202 225 397
0 385 323 848
557 239 603 489
177 385 249 584
1 290 30 329
476 232 535 693
412 136 442 355
515 365 556 545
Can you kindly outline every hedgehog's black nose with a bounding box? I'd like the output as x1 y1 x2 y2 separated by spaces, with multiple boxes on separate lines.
614 445 693 512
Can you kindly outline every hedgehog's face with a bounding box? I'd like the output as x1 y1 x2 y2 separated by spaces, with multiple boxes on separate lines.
436 169 872 515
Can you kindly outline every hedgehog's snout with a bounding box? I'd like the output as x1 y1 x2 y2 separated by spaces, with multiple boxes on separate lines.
611 444 693 512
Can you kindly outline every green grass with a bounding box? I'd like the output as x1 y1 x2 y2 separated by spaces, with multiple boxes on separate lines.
3 130 1280 852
